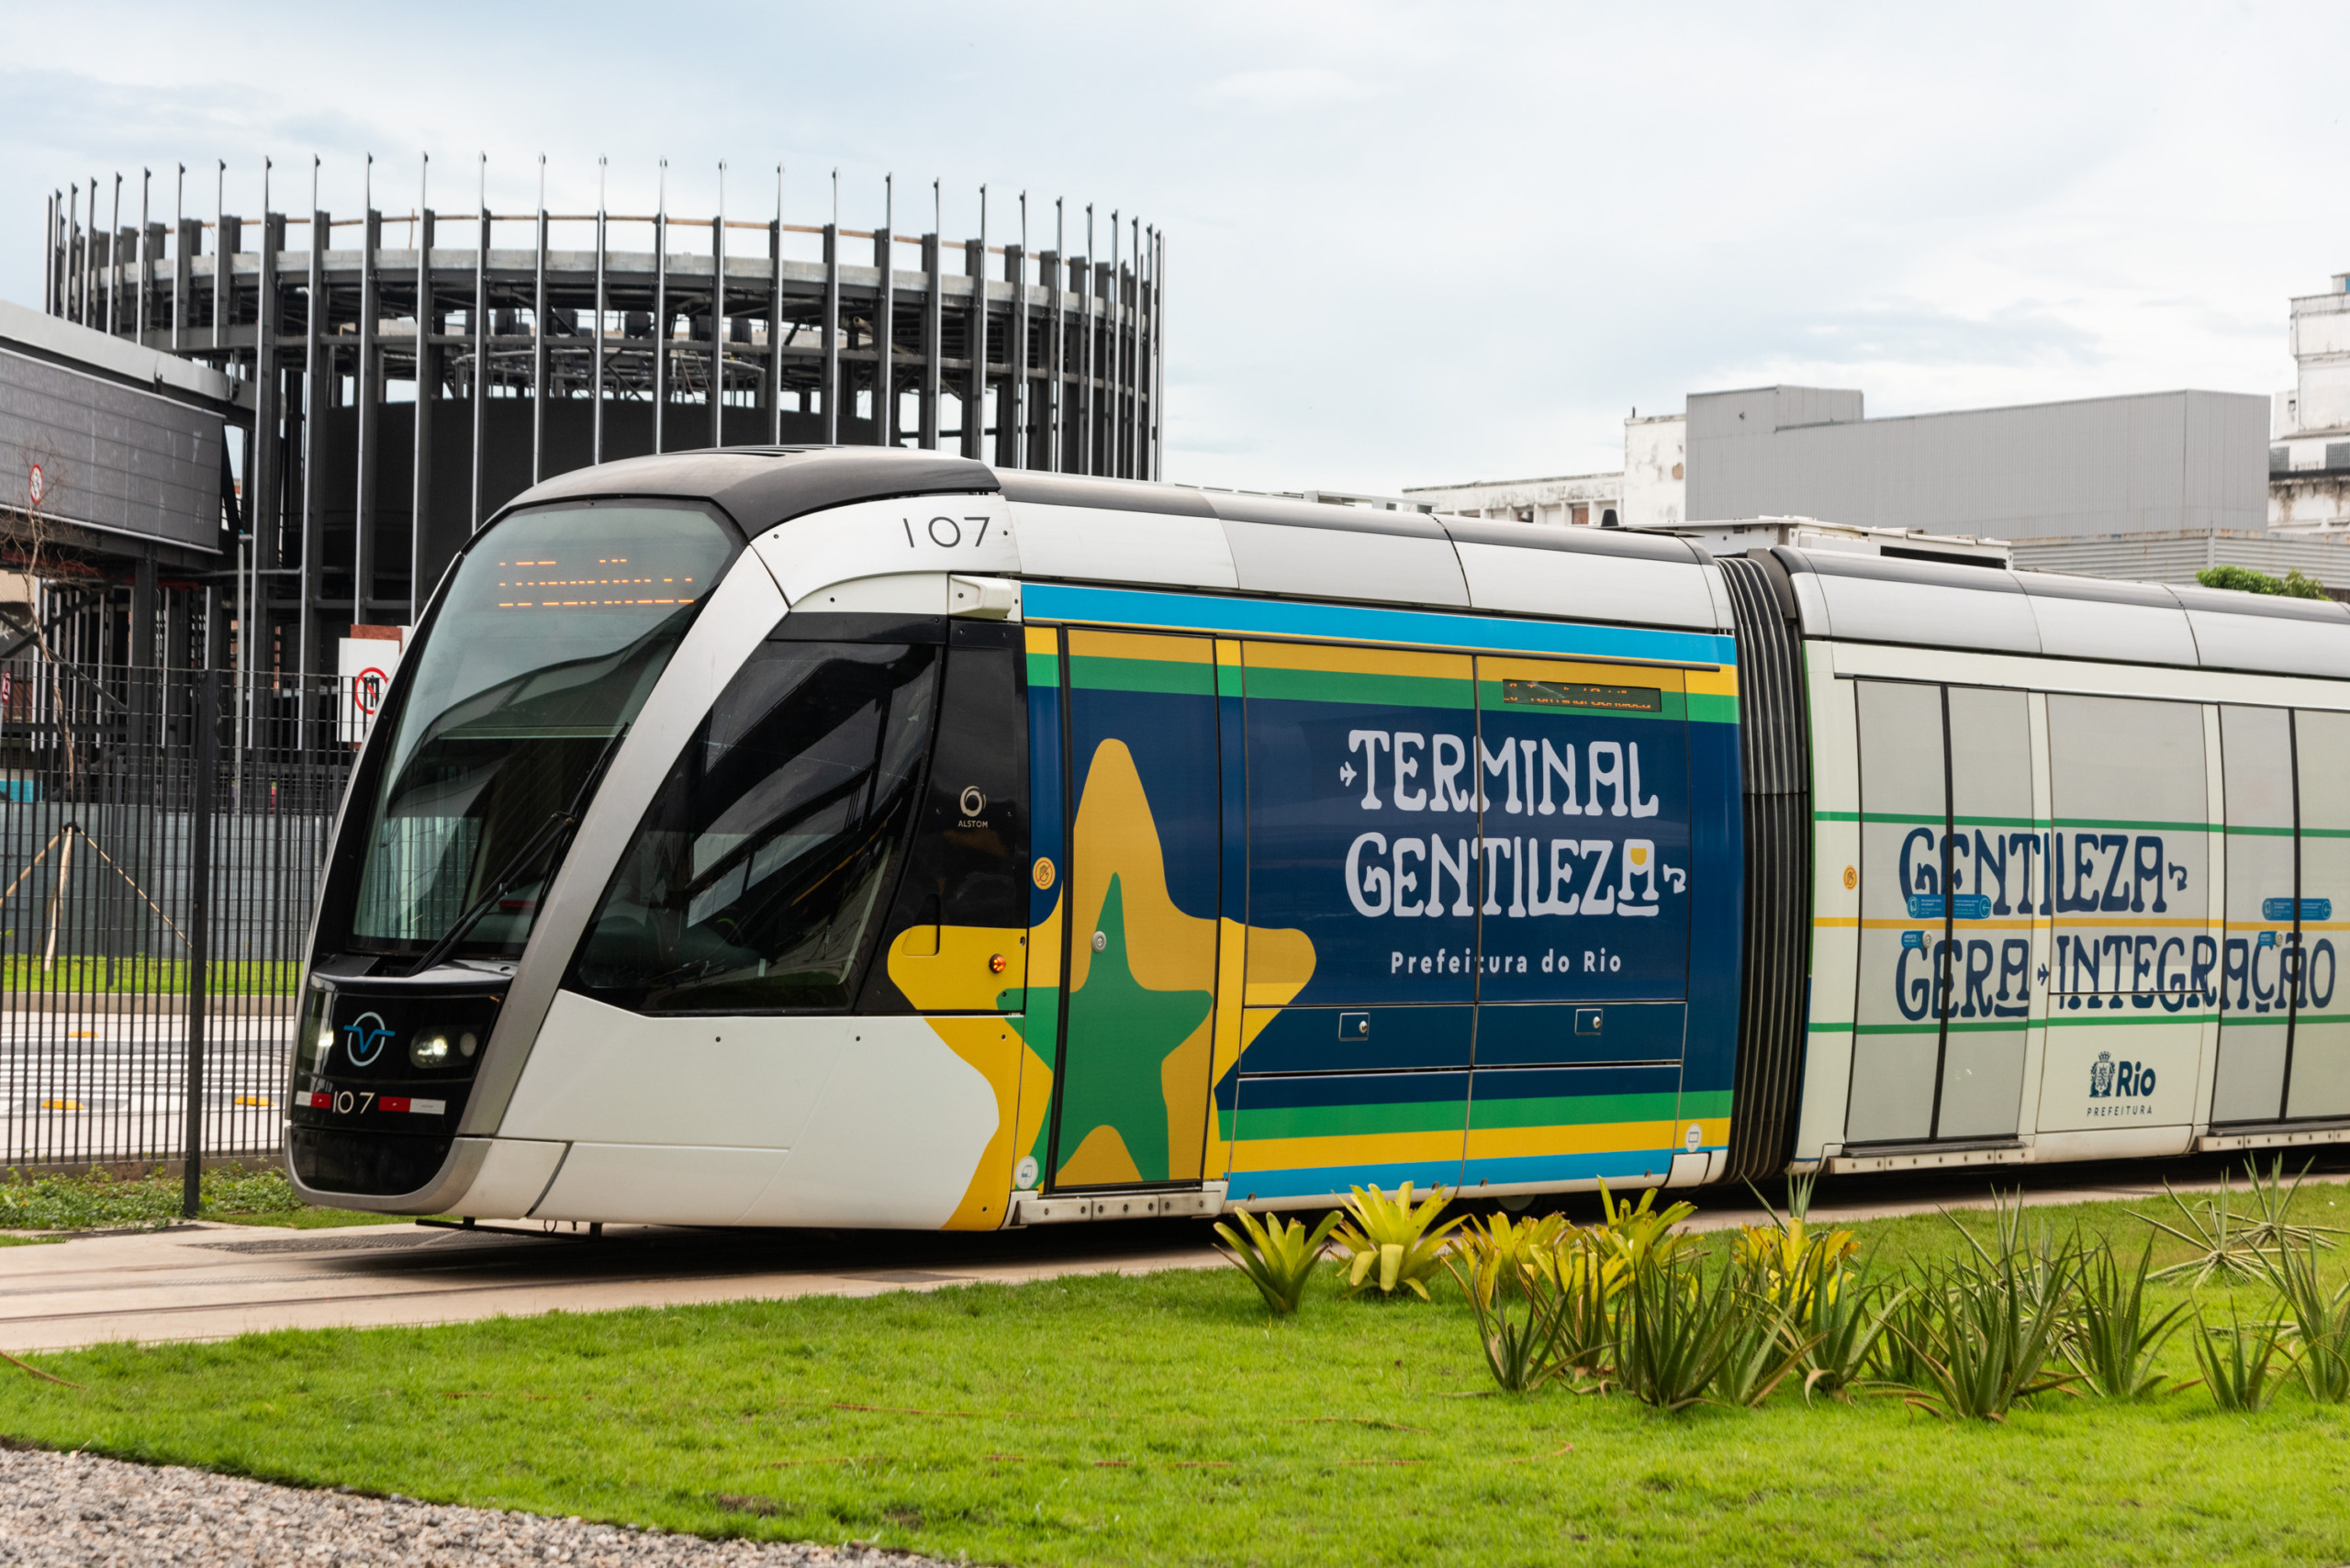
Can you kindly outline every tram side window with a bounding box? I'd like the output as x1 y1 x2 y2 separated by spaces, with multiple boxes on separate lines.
859 624 1030 1013
567 639 939 1013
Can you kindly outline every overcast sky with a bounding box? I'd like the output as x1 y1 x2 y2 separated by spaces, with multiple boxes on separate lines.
5 1 2343 494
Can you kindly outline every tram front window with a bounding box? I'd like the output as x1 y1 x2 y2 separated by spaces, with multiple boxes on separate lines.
568 636 939 1012
349 502 736 957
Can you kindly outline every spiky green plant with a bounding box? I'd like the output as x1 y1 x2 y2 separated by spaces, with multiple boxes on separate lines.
2193 1306 2295 1411
1610 1252 1755 1413
2259 1238 2350 1404
1801 1252 1907 1403
1544 1230 1625 1375
1448 1248 1574 1394
1213 1207 1341 1316
1892 1199 2083 1420
1708 1256 1818 1409
2066 1238 2187 1401
2133 1157 2342 1286
1332 1182 1466 1301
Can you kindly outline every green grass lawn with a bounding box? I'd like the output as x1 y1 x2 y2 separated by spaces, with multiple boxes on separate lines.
0 955 302 996
5 1188 2350 1566
0 1166 401 1234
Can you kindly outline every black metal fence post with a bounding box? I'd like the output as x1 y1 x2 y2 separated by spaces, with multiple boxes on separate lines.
181 668 218 1217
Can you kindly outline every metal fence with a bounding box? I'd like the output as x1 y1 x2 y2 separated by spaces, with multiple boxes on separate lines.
0 659 352 1173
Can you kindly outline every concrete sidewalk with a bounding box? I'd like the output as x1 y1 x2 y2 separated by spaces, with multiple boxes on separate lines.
5 1153 2345 1355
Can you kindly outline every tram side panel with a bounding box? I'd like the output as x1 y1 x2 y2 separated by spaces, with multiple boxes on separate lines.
1783 633 2350 1173
1790 644 1862 1163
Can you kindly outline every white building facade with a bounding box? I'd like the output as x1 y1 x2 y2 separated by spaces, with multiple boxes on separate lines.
2272 273 2350 531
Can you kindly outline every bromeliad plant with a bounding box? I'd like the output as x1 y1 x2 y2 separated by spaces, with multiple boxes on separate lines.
1213 1207 1342 1316
1736 1172 1860 1320
1593 1181 1697 1275
1333 1182 1467 1300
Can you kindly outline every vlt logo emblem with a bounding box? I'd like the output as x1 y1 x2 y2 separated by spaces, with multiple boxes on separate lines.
341 1012 395 1067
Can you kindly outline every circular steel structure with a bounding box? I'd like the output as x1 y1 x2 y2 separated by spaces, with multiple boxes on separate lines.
37 165 1163 678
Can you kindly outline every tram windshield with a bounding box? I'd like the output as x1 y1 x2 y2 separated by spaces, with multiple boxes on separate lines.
567 635 940 1012
348 502 736 956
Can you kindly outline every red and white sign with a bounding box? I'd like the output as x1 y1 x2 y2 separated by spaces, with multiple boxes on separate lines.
337 628 408 744
27 465 43 506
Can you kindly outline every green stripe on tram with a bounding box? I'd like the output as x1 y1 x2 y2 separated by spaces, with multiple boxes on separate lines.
1238 666 1474 711
1466 1091 1683 1131
1067 654 1216 697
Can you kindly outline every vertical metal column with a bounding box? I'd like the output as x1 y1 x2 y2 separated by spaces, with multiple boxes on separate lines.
355 196 381 625
137 169 151 344
1080 206 1095 476
42 191 54 315
64 185 78 322
86 172 102 330
1040 241 1062 470
297 171 326 684
710 163 726 449
411 177 436 625
211 164 227 353
253 197 284 645
532 158 548 483
172 165 186 351
180 666 218 1217
470 162 488 529
592 158 607 465
874 174 893 448
822 218 839 443
107 173 121 335
130 556 156 669
1107 215 1122 477
920 225 941 449
1151 229 1166 480
962 231 985 456
1128 216 1142 481
766 165 784 444
1009 193 1027 470
652 162 669 454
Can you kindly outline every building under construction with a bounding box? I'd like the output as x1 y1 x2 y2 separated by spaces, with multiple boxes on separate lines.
22 162 1165 686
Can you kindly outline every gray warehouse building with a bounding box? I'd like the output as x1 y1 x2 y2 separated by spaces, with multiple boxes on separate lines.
1680 384 2320 583
1412 269 2350 590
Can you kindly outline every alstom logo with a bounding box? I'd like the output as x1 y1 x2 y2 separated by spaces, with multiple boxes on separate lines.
341 1011 395 1067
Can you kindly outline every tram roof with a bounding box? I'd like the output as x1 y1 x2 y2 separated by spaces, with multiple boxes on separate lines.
502 446 2350 681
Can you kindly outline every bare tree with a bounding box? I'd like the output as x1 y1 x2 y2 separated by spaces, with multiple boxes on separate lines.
2 442 86 968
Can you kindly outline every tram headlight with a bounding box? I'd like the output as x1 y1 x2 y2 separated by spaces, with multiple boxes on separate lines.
410 1033 451 1068
458 1031 479 1058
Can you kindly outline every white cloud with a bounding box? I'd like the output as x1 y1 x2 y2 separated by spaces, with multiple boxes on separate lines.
1201 67 1371 111
3 0 2344 495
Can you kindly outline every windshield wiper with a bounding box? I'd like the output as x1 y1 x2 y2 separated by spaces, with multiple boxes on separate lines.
399 729 631 978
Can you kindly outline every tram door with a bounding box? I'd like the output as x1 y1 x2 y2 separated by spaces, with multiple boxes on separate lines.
1046 630 1223 1191
1847 681 2032 1144
2212 706 2294 1124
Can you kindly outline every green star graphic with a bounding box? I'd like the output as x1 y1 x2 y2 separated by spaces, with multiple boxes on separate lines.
1056 873 1214 1183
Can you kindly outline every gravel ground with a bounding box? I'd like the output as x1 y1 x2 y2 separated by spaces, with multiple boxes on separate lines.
0 1445 957 1566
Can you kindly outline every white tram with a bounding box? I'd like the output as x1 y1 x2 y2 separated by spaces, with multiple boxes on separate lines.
285 447 2350 1228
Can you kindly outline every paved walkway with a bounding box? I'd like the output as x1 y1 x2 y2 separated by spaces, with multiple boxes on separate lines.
5 1152 2345 1354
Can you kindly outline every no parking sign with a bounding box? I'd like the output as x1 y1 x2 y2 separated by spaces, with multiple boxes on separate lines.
337 629 407 744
